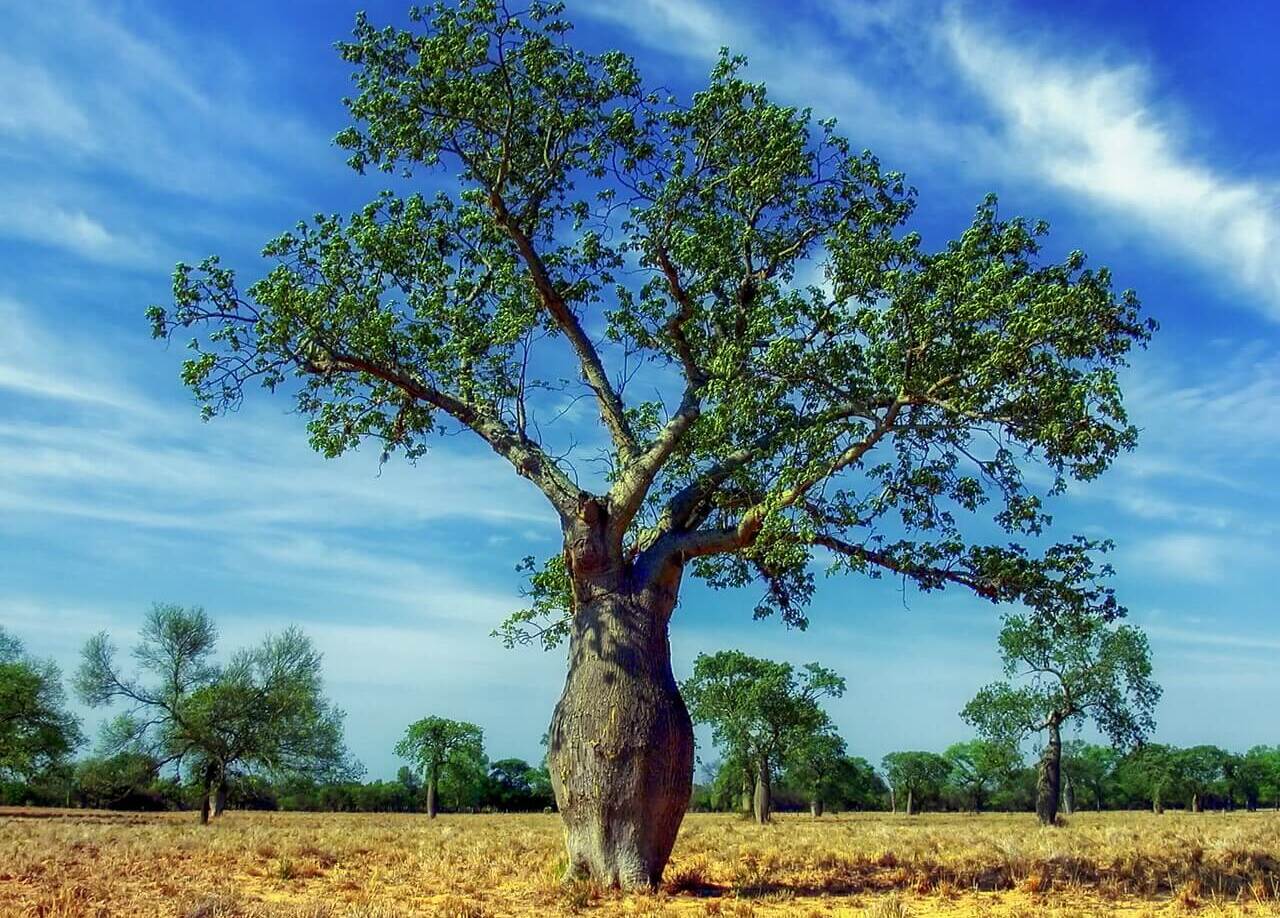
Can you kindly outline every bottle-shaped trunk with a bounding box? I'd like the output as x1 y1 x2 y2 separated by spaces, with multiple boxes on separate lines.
548 587 693 889
752 756 772 824
1036 721 1062 826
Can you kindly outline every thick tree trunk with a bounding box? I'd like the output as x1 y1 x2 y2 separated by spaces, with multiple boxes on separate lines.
548 572 693 889
1062 773 1075 816
426 772 438 819
810 798 824 818
905 788 914 817
753 756 772 824
1036 721 1062 826
199 778 212 826
213 777 227 818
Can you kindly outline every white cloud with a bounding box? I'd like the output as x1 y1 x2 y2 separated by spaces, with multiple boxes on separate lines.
1125 532 1245 584
943 15 1280 317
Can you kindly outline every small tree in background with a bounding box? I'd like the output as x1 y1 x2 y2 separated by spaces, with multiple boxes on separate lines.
1178 745 1229 812
1116 743 1185 813
943 739 1021 812
0 626 82 783
881 751 949 815
76 604 356 823
1062 741 1119 811
963 609 1160 825
395 716 485 818
683 651 844 823
784 729 847 817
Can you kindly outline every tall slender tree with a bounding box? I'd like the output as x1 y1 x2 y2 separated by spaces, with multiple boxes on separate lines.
962 610 1160 825
147 0 1152 886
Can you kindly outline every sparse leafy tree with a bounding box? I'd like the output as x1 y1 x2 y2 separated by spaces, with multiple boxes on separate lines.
881 751 949 815
683 651 844 824
962 609 1159 825
0 627 82 781
394 716 484 818
943 739 1021 812
1116 743 1184 813
76 604 355 823
146 0 1152 886
1178 745 1228 812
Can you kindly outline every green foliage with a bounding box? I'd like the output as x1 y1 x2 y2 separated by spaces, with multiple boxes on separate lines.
74 604 358 801
149 0 1154 647
683 651 845 780
961 609 1160 748
0 626 82 780
943 739 1022 811
880 751 950 812
1062 740 1119 810
395 715 485 785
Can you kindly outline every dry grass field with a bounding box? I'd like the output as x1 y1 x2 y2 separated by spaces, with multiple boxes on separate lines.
3 808 1280 917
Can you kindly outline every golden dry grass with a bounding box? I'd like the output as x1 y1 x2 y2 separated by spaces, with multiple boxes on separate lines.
3 808 1280 917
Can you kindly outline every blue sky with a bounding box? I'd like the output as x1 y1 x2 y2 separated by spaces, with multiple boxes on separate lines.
2 0 1278 780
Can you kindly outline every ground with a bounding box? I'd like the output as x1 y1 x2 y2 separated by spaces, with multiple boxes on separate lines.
3 808 1279 917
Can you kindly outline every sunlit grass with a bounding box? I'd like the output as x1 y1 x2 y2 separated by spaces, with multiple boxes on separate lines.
3 808 1280 916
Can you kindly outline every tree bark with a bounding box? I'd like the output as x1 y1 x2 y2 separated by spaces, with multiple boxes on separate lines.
889 786 896 814
213 776 227 818
547 561 693 890
199 776 213 826
1036 720 1062 826
905 788 914 817
810 797 824 818
1192 793 1201 813
1062 772 1075 816
753 756 772 824
426 771 438 819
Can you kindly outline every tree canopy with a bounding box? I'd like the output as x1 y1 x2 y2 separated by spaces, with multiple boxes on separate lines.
75 604 356 822
881 751 950 815
0 627 82 780
683 650 844 822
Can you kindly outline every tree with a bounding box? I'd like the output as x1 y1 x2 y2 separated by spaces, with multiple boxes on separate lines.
829 755 889 811
943 739 1021 812
1116 743 1184 813
1062 741 1118 811
683 651 844 823
394 716 484 818
0 627 82 781
1177 745 1228 812
961 609 1159 825
784 729 847 817
146 0 1153 886
1238 746 1280 810
76 604 356 823
881 751 949 815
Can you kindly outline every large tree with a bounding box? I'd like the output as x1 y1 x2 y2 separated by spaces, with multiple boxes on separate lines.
683 651 844 823
146 0 1153 886
394 716 485 818
961 610 1160 825
76 604 355 823
0 627 82 782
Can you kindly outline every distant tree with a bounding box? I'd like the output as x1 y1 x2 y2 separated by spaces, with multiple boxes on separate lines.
0 626 82 781
76 604 356 823
1116 743 1185 813
1062 741 1118 811
881 751 949 815
1177 745 1228 812
485 757 556 811
73 752 169 810
683 651 844 823
395 716 485 818
1237 746 1280 810
943 739 1021 812
784 729 847 817
148 0 1154 887
961 609 1159 825
832 755 889 811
